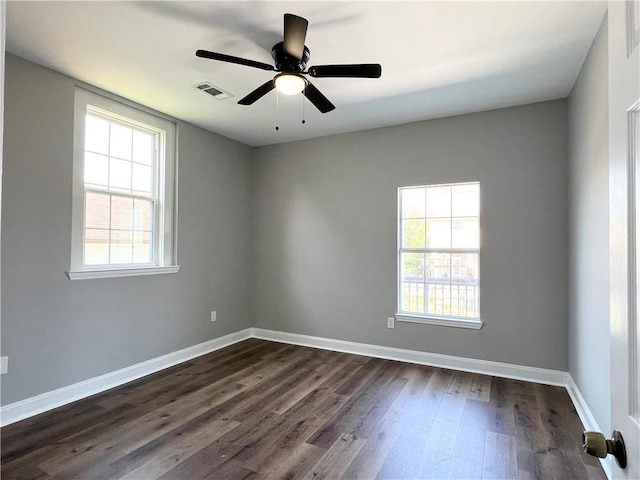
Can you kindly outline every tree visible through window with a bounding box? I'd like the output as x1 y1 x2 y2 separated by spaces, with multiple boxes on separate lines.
398 182 480 320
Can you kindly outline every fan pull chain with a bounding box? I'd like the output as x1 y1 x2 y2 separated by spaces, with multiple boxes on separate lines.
302 90 306 125
275 89 280 131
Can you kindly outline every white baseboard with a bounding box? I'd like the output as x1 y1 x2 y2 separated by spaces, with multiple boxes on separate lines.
0 328 252 427
566 375 612 480
250 328 569 386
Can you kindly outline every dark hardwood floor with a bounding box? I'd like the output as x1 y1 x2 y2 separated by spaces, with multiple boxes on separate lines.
1 339 606 479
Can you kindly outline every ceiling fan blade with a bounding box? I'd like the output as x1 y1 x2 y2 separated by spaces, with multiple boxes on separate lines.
283 13 308 60
238 79 276 105
196 50 275 72
308 64 382 78
303 81 335 113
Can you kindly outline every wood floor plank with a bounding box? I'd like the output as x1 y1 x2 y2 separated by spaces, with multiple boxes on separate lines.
414 447 455 480
35 380 246 475
98 341 293 411
207 349 323 422
376 415 438 479
266 362 345 414
340 419 400 479
44 442 128 480
243 391 348 475
0 340 607 480
0 403 146 478
447 371 492 402
301 433 366 480
482 431 518 479
88 338 269 408
117 418 241 480
532 382 592 479
1 463 51 480
307 359 406 449
421 381 466 454
155 411 288 480
1 402 134 466
446 399 489 480
382 364 433 424
264 442 326 480
488 377 518 435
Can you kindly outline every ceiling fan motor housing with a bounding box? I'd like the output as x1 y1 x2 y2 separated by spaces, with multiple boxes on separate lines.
271 42 310 73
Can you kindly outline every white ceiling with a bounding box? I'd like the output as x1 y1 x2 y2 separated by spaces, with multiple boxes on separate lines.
6 1 606 147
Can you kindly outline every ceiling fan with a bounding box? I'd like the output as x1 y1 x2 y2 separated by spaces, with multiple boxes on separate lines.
195 13 382 113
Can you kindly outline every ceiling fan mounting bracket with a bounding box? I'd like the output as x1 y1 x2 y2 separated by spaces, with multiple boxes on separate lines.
271 42 310 73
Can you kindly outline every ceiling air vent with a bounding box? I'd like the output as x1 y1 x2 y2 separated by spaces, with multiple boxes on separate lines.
193 82 232 100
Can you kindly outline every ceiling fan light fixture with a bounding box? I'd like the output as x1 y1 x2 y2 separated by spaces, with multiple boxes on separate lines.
275 73 306 95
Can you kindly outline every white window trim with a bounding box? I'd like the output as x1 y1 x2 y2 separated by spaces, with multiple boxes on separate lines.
395 313 483 330
396 182 482 328
67 87 179 280
66 266 180 281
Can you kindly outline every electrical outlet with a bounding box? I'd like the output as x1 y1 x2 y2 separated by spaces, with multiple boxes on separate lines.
387 317 395 329
211 311 217 322
1 357 8 374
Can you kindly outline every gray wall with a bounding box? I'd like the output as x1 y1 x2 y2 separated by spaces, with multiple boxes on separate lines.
568 17 610 433
1 54 254 405
252 100 569 370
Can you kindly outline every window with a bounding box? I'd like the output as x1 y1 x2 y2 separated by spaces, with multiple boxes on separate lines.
68 88 179 279
397 182 481 329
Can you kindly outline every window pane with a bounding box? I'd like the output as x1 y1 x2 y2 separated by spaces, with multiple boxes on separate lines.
401 252 425 281
426 283 452 316
401 188 425 219
401 282 425 313
426 218 451 248
426 252 450 280
451 253 479 281
451 218 479 248
110 123 133 160
110 230 133 264
111 196 133 230
133 130 154 166
452 183 479 217
133 198 153 231
132 163 153 196
85 114 109 154
85 192 110 229
402 219 425 248
426 186 451 218
84 228 109 265
133 231 152 263
109 158 132 192
84 152 109 188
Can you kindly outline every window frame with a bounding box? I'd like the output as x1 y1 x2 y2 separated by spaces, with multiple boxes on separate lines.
396 182 483 329
67 87 179 280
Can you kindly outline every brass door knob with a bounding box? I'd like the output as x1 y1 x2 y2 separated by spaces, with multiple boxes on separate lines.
582 430 627 468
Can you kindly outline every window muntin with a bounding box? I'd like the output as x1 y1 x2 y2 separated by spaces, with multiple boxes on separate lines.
398 182 480 322
69 88 178 279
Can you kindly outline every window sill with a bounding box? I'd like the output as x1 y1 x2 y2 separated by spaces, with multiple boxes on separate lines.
395 314 483 330
66 265 180 280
